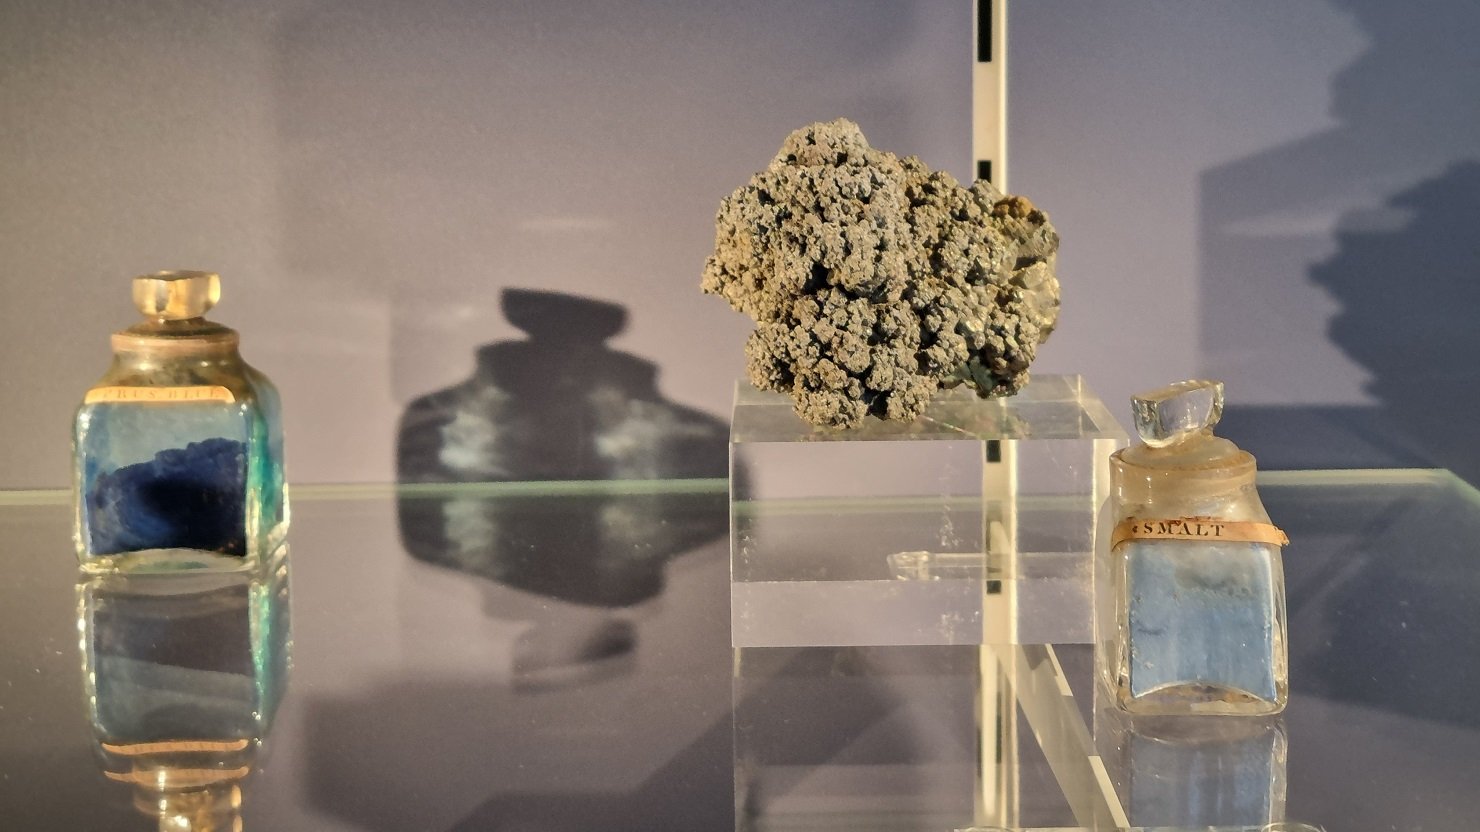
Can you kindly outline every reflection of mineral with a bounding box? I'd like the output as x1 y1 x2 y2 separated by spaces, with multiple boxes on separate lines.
703 119 1060 428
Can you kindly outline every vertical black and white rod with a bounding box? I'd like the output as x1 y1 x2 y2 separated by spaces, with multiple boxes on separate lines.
975 0 1011 476
973 0 1007 190
972 8 1019 831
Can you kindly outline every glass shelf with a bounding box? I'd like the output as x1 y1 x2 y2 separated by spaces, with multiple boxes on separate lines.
1 469 1477 829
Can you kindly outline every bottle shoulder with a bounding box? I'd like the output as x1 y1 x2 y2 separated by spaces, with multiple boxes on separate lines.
80 343 278 411
1108 480 1273 525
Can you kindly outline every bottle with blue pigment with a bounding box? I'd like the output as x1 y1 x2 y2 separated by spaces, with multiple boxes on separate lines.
74 271 286 572
1096 380 1287 715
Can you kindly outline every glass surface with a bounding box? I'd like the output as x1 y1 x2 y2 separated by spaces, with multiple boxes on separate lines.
732 374 1127 647
1 469 1478 829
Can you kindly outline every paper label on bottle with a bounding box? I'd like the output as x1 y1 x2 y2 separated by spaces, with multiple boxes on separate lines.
85 385 236 404
102 739 250 755
1111 516 1288 550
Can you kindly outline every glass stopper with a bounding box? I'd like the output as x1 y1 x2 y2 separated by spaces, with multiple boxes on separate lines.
133 271 220 321
1131 379 1224 447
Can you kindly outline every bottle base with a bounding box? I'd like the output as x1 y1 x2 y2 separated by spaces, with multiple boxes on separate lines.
1111 679 1287 717
78 548 255 575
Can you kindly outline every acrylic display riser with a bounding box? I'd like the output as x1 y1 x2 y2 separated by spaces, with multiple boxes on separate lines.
729 374 1127 649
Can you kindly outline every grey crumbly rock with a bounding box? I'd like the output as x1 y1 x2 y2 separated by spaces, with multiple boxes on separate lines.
702 118 1061 428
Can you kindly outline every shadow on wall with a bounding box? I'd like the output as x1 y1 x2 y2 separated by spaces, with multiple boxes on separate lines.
270 0 944 423
1201 0 1480 478
1311 163 1480 484
395 289 728 679
1218 163 1480 481
397 289 727 486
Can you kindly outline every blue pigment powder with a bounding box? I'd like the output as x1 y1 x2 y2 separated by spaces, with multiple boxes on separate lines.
87 437 248 555
1125 540 1277 701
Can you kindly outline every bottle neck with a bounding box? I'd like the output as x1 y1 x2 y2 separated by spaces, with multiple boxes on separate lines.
110 326 243 372
135 783 242 832
1111 435 1258 506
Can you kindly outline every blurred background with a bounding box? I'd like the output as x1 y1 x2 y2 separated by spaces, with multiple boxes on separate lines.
2 0 1477 487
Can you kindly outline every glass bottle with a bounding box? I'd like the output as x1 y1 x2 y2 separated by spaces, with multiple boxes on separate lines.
1095 380 1288 715
73 271 287 572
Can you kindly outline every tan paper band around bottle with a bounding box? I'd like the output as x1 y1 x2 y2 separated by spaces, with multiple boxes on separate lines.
1111 516 1288 550
85 385 235 404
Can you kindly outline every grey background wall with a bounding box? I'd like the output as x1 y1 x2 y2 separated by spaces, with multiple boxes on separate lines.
2 0 1475 487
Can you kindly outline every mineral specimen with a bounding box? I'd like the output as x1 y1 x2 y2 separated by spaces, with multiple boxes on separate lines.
702 119 1061 428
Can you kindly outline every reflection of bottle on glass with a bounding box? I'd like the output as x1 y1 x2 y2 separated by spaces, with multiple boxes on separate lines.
79 557 291 830
1096 704 1287 828
1096 380 1288 715
73 272 287 572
